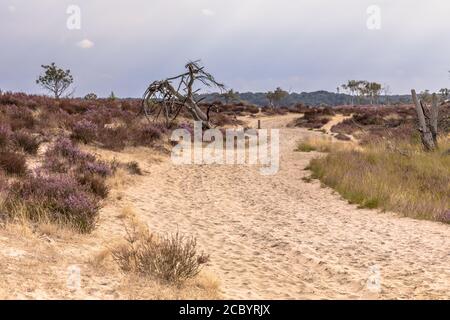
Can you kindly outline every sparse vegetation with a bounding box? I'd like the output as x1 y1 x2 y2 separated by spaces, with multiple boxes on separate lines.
112 223 209 283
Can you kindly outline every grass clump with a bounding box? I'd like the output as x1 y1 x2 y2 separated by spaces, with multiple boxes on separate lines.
112 223 210 283
307 139 450 222
12 130 41 155
295 137 346 153
296 142 317 152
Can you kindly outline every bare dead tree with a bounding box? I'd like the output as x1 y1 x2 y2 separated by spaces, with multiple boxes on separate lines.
411 89 439 151
142 61 225 128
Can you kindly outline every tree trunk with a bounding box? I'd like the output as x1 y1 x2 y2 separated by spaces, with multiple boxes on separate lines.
411 89 437 151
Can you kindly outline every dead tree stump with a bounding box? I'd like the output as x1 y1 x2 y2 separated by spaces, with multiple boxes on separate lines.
411 89 439 151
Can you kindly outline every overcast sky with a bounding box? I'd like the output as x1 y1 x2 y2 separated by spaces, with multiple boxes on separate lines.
1 0 449 97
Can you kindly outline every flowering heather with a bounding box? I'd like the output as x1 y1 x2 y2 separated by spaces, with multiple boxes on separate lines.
82 160 112 177
9 173 100 233
71 119 98 144
0 124 11 149
2 104 36 131
0 151 27 176
133 124 163 146
46 137 95 163
97 126 128 150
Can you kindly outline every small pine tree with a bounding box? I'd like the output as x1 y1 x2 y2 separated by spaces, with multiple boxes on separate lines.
36 63 73 99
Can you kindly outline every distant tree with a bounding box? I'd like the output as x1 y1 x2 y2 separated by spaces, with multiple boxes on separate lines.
342 80 361 105
419 90 432 104
382 84 391 105
221 89 239 104
109 91 117 100
365 82 382 104
356 81 368 104
84 93 98 100
36 62 73 99
439 88 449 100
266 87 288 108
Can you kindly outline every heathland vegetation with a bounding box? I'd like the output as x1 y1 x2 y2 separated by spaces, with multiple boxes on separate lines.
294 97 449 223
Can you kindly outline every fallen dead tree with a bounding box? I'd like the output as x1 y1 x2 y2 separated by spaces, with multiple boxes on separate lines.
142 61 225 129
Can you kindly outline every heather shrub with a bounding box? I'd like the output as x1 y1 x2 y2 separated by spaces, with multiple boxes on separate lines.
0 171 8 193
6 173 100 232
77 173 109 199
0 124 11 150
12 131 41 155
132 124 162 146
0 151 27 176
7 106 36 130
78 160 112 177
46 137 95 163
98 126 128 150
71 120 98 144
44 138 112 177
112 226 209 283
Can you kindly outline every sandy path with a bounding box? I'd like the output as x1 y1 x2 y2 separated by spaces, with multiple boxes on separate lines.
124 114 450 299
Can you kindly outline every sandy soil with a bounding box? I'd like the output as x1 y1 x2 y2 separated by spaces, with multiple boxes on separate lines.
0 114 449 299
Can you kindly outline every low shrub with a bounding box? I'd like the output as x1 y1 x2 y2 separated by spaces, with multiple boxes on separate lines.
5 173 100 232
126 161 143 175
71 120 98 144
0 151 27 176
98 126 128 150
46 137 95 163
0 124 11 150
12 131 41 155
77 173 109 199
132 124 163 147
112 226 209 283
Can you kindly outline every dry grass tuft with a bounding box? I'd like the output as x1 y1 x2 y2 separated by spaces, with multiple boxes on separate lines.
112 221 210 283
296 136 353 153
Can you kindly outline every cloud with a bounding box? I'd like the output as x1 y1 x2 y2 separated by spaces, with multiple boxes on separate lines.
8 5 16 13
201 9 215 16
76 39 95 49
